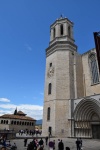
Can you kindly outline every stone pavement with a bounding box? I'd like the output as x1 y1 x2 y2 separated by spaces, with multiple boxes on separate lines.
9 137 100 150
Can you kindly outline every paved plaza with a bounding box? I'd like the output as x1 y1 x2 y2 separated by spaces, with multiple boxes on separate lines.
9 135 100 150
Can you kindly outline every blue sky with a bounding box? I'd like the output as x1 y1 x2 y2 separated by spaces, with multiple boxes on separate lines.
0 0 100 120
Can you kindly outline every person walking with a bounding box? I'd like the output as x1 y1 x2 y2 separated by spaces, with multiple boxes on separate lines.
24 138 27 147
49 140 55 150
45 136 48 145
58 140 64 150
76 138 81 150
53 140 55 150
58 139 60 150
79 138 82 149
39 138 44 148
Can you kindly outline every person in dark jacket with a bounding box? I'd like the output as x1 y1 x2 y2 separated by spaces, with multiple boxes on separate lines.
76 138 81 150
39 138 44 148
24 138 27 147
45 136 48 145
58 140 64 150
27 139 37 150
79 138 82 148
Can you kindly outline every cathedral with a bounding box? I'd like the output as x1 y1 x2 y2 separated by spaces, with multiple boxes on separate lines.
42 16 100 139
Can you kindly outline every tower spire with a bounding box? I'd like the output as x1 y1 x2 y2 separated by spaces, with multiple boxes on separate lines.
14 107 17 115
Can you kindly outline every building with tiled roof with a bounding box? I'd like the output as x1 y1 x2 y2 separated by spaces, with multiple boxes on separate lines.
0 109 36 132
17 111 26 115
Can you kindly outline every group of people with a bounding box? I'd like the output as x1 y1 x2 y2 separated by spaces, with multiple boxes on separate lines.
23 135 83 150
46 138 70 150
24 137 70 150
0 137 17 150
25 138 44 150
19 128 42 136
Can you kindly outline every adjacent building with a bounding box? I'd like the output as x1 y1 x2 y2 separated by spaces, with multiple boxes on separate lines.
0 109 36 132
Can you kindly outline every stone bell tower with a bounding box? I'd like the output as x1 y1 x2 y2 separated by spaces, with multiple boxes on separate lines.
42 16 77 137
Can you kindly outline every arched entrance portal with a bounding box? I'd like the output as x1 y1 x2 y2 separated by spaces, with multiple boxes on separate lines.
74 98 100 139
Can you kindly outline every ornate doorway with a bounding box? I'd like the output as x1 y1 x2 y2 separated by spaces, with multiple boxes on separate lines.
74 98 100 138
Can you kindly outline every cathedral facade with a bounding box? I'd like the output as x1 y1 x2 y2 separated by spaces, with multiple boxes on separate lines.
42 16 100 139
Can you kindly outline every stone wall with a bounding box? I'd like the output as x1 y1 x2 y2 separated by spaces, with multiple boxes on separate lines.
75 52 84 98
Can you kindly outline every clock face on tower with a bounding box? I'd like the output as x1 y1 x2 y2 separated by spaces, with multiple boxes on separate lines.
47 66 54 78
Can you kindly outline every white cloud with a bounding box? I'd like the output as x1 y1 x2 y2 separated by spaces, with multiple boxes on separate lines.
0 103 43 120
0 98 10 102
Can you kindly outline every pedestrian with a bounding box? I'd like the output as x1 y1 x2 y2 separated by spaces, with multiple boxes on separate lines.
35 139 39 149
11 142 17 150
6 140 11 147
58 139 60 149
45 136 48 145
2 137 6 147
53 140 55 150
27 142 33 150
27 139 37 150
58 139 64 150
49 140 55 150
48 130 52 138
76 138 81 150
32 138 37 150
24 138 27 147
39 138 44 148
79 138 82 148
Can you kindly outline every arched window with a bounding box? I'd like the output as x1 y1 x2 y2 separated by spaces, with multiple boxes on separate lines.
48 83 52 95
14 121 16 125
53 27 55 39
47 107 51 121
68 26 71 37
17 121 19 125
1 120 3 124
11 121 13 124
89 53 99 84
60 24 63 35
6 120 8 124
50 63 52 67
